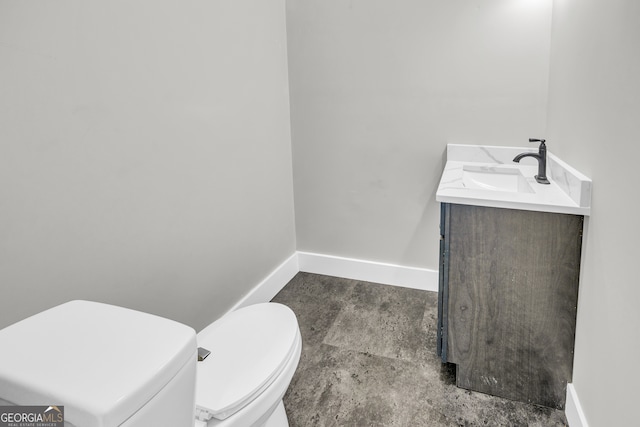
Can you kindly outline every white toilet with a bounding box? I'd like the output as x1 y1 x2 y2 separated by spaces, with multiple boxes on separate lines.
0 300 302 427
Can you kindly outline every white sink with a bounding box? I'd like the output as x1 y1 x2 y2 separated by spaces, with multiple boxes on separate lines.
436 144 592 216
462 165 534 194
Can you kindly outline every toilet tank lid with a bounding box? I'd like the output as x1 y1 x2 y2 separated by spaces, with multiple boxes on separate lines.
195 303 300 421
0 300 196 427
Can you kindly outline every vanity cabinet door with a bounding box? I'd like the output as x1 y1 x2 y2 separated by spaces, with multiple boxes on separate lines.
438 203 583 409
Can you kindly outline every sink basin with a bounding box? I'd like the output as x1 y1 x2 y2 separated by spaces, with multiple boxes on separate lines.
462 165 534 193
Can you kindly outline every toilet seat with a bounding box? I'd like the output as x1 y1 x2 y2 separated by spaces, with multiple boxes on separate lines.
195 303 300 422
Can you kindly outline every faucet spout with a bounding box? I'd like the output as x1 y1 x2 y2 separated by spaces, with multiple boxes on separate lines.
513 152 539 163
513 139 550 184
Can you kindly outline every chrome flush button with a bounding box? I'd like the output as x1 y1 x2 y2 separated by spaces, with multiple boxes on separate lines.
197 347 211 362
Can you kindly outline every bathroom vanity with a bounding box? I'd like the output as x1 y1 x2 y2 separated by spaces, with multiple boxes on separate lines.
436 144 591 410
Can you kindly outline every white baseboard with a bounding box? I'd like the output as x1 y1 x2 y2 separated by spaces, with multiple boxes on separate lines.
297 251 439 292
565 383 589 427
229 251 437 314
228 252 299 313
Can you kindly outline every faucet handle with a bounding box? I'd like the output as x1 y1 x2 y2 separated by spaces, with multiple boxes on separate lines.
529 138 546 144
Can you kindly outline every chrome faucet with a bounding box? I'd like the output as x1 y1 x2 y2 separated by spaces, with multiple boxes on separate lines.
513 138 550 184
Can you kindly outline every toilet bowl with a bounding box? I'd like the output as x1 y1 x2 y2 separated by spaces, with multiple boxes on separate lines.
0 300 301 427
195 303 302 427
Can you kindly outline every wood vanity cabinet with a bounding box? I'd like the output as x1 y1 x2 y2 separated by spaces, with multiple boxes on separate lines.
436 203 583 409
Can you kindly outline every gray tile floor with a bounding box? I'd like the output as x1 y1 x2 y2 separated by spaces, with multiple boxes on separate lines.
272 272 568 427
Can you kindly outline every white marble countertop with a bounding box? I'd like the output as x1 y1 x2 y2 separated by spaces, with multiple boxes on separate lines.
436 144 592 216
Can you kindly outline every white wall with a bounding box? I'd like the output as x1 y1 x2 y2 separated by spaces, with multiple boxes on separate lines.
286 0 553 268
547 1 640 425
0 0 296 331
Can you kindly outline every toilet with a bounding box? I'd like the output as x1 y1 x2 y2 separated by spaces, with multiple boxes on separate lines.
0 300 302 427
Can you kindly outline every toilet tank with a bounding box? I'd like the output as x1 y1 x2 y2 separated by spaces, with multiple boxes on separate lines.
0 300 197 427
